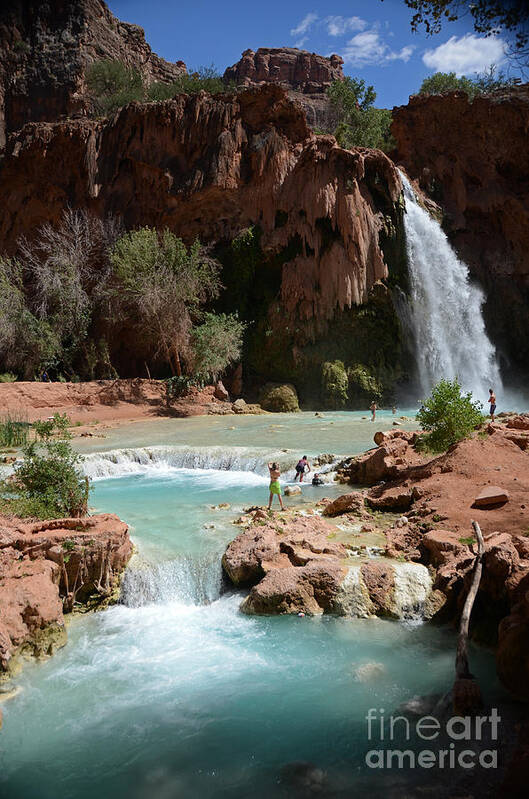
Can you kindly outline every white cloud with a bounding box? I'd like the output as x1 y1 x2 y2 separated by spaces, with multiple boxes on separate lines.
293 38 308 49
290 12 318 38
342 28 415 67
422 33 506 75
325 15 366 37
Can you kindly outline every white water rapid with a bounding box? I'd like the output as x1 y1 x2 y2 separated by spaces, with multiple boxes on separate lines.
399 171 502 402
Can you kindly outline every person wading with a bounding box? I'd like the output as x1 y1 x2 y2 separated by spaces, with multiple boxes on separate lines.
267 462 284 510
370 401 377 422
294 455 311 483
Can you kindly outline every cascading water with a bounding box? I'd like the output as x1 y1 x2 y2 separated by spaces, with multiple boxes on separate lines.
120 555 223 607
399 170 502 401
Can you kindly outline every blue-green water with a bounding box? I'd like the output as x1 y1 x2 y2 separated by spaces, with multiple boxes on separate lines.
0 414 509 798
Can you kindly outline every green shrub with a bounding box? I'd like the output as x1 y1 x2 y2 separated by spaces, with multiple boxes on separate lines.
147 65 229 100
416 378 484 453
347 364 382 402
0 372 17 382
86 59 144 115
259 383 300 413
0 414 90 519
321 361 348 408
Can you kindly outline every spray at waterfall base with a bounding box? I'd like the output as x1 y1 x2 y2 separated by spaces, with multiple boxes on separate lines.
365 707 500 769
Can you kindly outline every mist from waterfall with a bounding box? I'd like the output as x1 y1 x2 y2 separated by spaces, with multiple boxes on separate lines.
399 171 502 403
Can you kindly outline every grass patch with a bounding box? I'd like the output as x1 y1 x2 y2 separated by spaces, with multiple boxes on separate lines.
459 536 475 546
0 411 30 447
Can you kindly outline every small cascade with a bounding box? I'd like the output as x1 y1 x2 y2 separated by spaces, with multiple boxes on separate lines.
82 445 339 481
399 170 502 401
120 555 223 607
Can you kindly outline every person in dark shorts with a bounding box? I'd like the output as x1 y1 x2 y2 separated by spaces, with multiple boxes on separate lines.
311 473 324 486
488 388 497 421
294 456 311 483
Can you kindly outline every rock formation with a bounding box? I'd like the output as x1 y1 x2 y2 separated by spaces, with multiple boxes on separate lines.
222 513 433 618
392 86 529 377
0 0 186 148
0 84 406 400
0 512 132 673
224 47 344 129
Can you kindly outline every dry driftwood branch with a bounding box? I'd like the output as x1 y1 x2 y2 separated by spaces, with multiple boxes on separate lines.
455 520 485 680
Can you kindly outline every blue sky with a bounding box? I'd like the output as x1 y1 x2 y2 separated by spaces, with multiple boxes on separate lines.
107 0 521 107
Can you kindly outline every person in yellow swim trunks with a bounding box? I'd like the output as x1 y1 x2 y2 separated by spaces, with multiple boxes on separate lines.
267 462 285 511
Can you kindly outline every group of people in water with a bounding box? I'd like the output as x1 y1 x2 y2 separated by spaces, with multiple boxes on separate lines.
267 388 499 509
267 455 323 509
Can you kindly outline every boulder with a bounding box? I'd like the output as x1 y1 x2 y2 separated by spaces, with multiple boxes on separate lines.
232 398 248 413
473 486 510 508
322 492 365 517
284 485 301 496
259 383 300 413
506 415 529 431
214 381 230 402
241 561 346 616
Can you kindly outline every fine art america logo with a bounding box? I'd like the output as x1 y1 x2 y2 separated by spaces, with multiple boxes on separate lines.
365 708 501 769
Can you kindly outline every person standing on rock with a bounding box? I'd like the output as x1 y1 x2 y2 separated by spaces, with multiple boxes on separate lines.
488 388 497 421
370 401 377 422
267 462 284 511
294 455 311 483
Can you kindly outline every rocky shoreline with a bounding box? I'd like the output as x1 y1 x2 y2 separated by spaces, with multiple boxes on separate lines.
0 512 133 726
221 416 529 704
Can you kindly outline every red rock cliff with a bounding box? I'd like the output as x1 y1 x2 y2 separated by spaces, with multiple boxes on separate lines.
0 0 186 148
0 85 403 393
392 86 529 377
224 47 344 129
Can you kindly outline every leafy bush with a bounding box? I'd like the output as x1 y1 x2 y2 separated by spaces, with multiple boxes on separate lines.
416 378 484 453
327 77 394 151
147 65 229 100
0 372 17 382
86 59 144 115
0 414 90 519
259 383 300 413
191 313 245 383
418 66 519 99
321 361 348 408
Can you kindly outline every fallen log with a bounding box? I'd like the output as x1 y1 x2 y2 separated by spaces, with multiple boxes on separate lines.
453 520 484 714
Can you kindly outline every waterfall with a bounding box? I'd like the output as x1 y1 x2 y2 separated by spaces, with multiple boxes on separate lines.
399 171 502 402
120 555 223 607
335 562 433 620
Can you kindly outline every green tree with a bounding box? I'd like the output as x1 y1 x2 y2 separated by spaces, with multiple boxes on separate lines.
19 210 122 378
1 414 90 518
416 378 484 452
419 66 518 97
0 256 59 379
110 228 221 375
327 78 394 151
86 59 144 115
191 313 245 382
